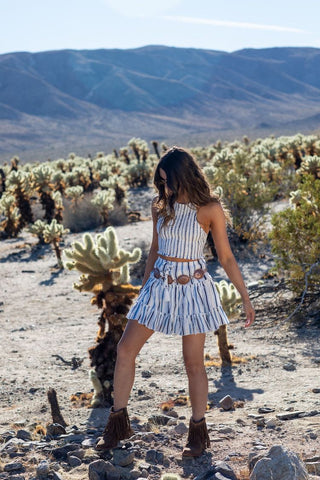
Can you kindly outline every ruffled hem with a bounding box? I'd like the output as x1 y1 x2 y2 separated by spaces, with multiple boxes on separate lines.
126 273 230 336
127 304 229 335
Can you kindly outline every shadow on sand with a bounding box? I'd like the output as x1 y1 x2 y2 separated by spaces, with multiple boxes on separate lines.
209 364 264 404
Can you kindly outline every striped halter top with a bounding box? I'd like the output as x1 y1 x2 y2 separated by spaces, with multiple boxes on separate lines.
156 202 208 260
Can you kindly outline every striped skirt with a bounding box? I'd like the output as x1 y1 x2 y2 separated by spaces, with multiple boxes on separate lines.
126 256 230 336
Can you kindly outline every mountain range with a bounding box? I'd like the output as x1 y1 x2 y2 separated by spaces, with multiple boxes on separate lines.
1 45 320 162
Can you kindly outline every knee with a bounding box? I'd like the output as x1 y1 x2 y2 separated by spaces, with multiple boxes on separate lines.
116 340 137 363
184 358 205 376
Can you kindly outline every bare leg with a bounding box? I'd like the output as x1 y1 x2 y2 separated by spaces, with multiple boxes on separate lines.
182 333 208 421
113 320 154 410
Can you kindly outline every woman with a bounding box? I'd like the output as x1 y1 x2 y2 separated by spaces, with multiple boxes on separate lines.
96 146 255 457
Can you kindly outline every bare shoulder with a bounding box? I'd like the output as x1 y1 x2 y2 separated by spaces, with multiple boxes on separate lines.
197 200 224 226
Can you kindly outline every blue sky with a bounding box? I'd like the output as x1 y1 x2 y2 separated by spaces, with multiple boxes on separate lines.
0 0 319 55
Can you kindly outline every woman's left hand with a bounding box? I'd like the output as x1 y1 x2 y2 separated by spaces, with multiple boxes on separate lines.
243 299 255 328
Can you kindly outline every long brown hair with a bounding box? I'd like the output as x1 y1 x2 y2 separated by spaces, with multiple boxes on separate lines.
153 146 232 228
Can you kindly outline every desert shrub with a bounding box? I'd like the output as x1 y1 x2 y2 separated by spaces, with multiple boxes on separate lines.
63 192 101 233
269 174 320 293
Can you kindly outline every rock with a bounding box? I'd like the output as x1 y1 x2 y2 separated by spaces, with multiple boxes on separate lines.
46 423 66 437
219 395 234 411
58 433 86 443
68 455 82 467
214 461 237 479
256 418 265 427
193 462 237 480
248 452 264 471
276 411 305 420
141 370 152 378
283 362 296 371
81 438 97 447
88 460 117 480
139 469 149 478
217 427 234 435
258 407 275 414
312 388 320 393
148 414 172 425
250 445 309 480
129 469 141 479
173 423 188 435
145 449 157 464
36 460 50 477
167 418 177 426
67 448 85 460
16 430 32 441
4 462 24 473
305 462 320 475
113 450 135 467
266 418 278 429
51 444 79 460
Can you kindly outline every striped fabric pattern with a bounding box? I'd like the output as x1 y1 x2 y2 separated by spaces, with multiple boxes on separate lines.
157 202 208 259
126 201 230 336
127 256 229 335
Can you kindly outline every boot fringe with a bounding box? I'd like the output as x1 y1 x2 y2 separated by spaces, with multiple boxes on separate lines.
187 417 210 448
103 406 133 440
96 406 133 450
183 416 210 457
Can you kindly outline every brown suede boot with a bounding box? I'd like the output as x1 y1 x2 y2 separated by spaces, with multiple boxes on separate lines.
95 407 134 451
182 416 210 457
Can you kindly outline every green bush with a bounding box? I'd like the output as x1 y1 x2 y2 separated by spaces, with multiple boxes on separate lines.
269 174 320 293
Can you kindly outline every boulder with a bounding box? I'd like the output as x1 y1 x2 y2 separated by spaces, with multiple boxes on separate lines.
250 445 309 480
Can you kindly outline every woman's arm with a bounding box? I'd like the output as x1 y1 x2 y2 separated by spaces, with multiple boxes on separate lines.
208 202 255 327
141 197 159 288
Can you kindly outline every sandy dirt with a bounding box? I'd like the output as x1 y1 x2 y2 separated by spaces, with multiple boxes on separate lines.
0 188 319 479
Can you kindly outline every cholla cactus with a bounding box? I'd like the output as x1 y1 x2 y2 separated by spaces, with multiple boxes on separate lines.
289 189 303 207
100 176 128 207
297 155 320 179
128 137 149 162
64 226 141 406
6 170 34 229
124 160 153 188
64 226 141 292
215 279 242 316
65 186 84 207
51 170 66 193
52 191 64 223
32 165 55 222
28 219 47 244
43 219 70 269
91 189 116 225
0 193 21 237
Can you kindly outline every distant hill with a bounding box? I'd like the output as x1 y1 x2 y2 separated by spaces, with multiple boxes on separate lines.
1 45 320 162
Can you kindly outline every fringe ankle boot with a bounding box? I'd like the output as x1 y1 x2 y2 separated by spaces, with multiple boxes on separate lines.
182 416 210 457
95 406 134 451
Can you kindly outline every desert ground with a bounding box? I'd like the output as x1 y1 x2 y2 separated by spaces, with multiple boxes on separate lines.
0 187 319 479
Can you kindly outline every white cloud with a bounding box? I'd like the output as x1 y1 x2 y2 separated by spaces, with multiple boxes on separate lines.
161 15 307 34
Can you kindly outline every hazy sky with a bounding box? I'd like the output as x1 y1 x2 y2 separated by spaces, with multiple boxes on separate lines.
0 0 319 55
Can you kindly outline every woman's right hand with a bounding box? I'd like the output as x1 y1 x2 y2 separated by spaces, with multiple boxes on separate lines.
243 299 255 328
